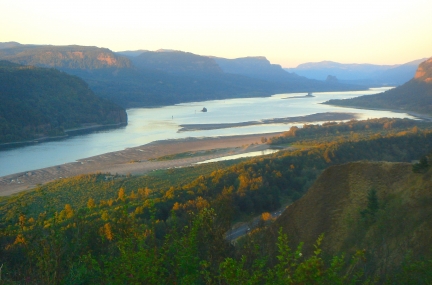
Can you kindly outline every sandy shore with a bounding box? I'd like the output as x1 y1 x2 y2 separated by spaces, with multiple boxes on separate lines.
0 132 284 197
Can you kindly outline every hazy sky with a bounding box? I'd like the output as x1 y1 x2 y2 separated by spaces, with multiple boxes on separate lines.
1 0 431 67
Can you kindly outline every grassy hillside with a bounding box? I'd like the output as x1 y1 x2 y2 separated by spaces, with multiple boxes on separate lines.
0 61 127 144
253 160 432 282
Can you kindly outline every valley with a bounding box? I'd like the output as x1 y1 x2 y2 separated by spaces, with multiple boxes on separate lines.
0 41 431 284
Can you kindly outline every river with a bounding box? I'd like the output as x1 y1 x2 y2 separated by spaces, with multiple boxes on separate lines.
0 87 416 177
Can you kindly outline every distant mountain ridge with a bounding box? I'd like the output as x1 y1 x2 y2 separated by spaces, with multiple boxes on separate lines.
0 60 127 144
127 50 223 75
213 56 303 83
0 42 363 108
0 45 131 69
324 56 432 115
286 59 426 86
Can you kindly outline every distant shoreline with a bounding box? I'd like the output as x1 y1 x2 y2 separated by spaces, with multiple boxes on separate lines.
0 122 127 149
321 102 432 122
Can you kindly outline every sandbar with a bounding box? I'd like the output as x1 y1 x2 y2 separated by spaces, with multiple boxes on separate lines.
0 132 285 197
178 112 358 132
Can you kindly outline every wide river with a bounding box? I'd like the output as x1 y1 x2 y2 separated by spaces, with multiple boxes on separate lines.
0 87 416 177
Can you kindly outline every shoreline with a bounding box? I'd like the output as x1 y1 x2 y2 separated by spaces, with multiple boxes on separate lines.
0 122 127 149
321 103 432 122
0 132 284 197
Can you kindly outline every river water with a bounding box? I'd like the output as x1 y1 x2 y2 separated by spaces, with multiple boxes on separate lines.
0 87 416 177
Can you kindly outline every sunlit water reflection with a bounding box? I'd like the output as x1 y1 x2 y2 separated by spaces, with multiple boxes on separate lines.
0 87 416 176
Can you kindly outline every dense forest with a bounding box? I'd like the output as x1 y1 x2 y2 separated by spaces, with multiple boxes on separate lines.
0 61 127 144
1 118 432 283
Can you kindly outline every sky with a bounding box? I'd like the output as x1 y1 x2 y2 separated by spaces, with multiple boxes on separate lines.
1 0 432 67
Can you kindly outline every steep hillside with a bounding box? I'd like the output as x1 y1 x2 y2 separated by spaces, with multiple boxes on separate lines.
262 160 432 278
0 61 127 144
414 57 432 82
324 57 432 115
0 45 132 69
129 50 223 75
214 56 300 82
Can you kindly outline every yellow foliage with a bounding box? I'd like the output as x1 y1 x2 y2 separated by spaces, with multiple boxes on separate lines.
172 202 181 211
64 204 74 219
118 187 125 201
101 211 109 221
13 234 26 245
87 198 96 209
135 206 144 214
18 214 26 228
261 212 273 221
129 190 137 199
103 223 113 241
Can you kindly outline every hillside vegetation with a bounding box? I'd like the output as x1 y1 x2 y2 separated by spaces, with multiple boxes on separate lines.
324 57 432 115
1 118 432 283
239 159 432 283
0 61 127 144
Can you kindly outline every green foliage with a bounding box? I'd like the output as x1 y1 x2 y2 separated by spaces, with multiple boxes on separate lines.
269 118 431 145
412 156 430 173
1 123 432 282
360 189 379 223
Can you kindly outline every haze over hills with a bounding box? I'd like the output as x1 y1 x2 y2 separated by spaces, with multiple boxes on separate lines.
0 60 127 144
325 57 432 115
286 58 426 86
0 43 363 108
126 50 223 75
213 56 303 82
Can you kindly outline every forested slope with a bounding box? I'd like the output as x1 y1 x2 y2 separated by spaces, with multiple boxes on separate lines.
0 61 127 144
1 119 432 283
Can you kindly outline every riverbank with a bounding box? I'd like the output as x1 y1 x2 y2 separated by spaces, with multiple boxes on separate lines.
321 103 432 122
0 122 127 150
0 132 284 197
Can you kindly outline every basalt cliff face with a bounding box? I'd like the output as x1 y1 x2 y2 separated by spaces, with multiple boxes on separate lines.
0 45 131 70
414 57 432 83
